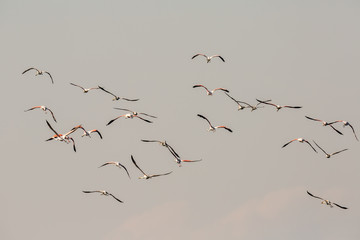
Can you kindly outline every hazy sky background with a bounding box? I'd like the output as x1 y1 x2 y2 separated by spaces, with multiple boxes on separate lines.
1 0 360 239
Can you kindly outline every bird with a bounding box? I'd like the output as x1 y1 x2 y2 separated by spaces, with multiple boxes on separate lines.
224 92 249 111
70 83 99 93
165 143 202 167
191 54 225 63
141 139 168 146
82 190 123 203
305 116 343 135
98 85 139 101
45 120 80 152
131 155 172 179
256 99 302 111
22 67 54 84
313 141 348 158
282 138 317 153
25 106 57 122
98 162 130 179
307 191 347 209
193 85 229 96
113 108 157 118
106 113 152 126
328 120 358 141
197 114 232 133
81 129 103 139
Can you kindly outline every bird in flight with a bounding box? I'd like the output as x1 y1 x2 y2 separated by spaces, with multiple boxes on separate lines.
305 116 343 135
328 120 358 141
25 106 57 122
45 120 82 152
82 190 123 203
191 54 225 63
224 92 249 111
22 67 54 84
98 85 139 101
165 143 202 167
313 141 348 158
131 155 172 179
197 114 232 133
256 99 302 111
70 83 99 93
81 129 103 139
98 161 130 179
193 85 229 96
282 138 317 153
307 191 348 209
114 108 157 119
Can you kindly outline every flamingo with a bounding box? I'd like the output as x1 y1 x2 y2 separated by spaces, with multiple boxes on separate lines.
239 99 272 112
98 85 139 101
70 83 99 93
113 108 157 119
197 114 232 133
305 116 343 135
224 92 248 110
328 120 358 141
256 99 302 111
22 67 53 84
193 85 229 96
131 155 172 179
106 113 152 126
82 190 123 203
307 191 347 209
98 162 130 179
313 141 348 158
165 143 202 167
191 54 225 63
282 138 317 153
45 121 81 152
81 129 103 139
25 106 57 122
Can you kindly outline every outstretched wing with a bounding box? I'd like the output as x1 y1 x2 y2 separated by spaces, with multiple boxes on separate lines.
282 139 296 148
109 193 124 203
46 108 57 122
22 67 38 74
150 171 173 178
46 120 60 136
330 148 348 156
283 105 302 109
82 190 102 194
44 72 54 84
131 155 147 176
98 85 118 98
191 53 207 59
347 123 359 141
70 83 85 91
193 84 210 93
98 162 113 168
305 116 323 122
134 115 153 123
307 191 324 200
312 141 327 155
216 126 233 132
304 140 317 153
329 124 343 135
120 97 140 101
139 112 157 118
197 114 212 127
106 116 123 126
24 106 41 112
90 129 102 139
333 203 348 209
211 55 225 62
213 88 229 93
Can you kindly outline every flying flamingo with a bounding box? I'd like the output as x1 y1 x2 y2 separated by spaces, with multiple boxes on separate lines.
193 85 229 96
191 54 225 63
98 85 139 101
25 106 57 122
98 162 130 178
282 138 317 153
165 143 202 167
307 191 348 209
256 99 302 111
82 190 123 203
131 155 172 179
328 120 358 141
305 116 343 135
107 113 152 126
22 67 54 84
313 141 348 158
70 83 99 93
197 114 232 133
81 129 103 139
45 120 81 152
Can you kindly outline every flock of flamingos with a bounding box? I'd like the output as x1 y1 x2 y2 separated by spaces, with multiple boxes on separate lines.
22 53 356 209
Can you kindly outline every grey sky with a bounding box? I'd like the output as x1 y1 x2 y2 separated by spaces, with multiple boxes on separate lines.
1 0 360 239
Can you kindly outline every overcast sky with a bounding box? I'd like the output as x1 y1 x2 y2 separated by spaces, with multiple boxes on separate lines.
1 0 360 239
